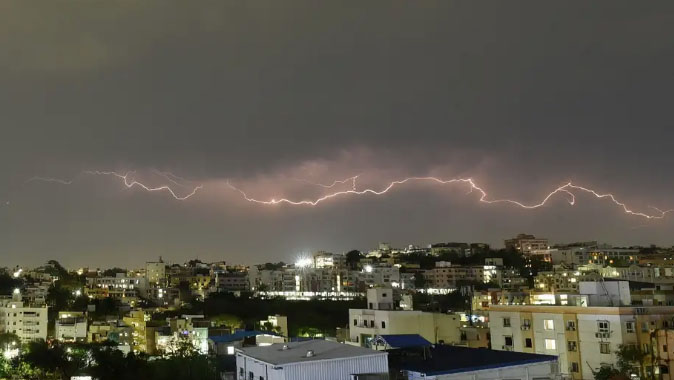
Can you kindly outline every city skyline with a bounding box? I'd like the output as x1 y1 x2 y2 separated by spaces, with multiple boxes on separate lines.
3 1 674 267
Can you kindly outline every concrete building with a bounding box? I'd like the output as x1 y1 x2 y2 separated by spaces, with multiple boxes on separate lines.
215 271 250 292
548 246 639 266
0 291 48 343
123 309 150 353
85 273 148 304
259 315 288 338
489 283 674 380
55 311 88 342
88 319 133 348
146 259 167 285
423 262 494 289
504 234 549 254
349 288 461 346
236 340 388 380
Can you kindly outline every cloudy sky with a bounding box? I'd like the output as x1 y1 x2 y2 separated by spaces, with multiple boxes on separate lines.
1 1 674 268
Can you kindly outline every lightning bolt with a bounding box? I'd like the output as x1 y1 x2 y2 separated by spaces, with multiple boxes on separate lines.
26 176 73 185
227 177 673 219
83 171 202 200
151 169 190 187
293 175 359 190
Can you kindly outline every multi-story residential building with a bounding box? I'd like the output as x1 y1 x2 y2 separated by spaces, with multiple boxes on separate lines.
549 245 639 266
349 288 461 347
55 311 88 342
156 314 210 355
423 262 494 289
355 265 400 290
21 283 50 306
583 263 674 285
88 319 133 349
430 242 469 256
0 291 48 343
146 258 167 285
534 266 585 293
504 234 549 254
214 271 250 292
313 251 346 269
123 309 150 353
489 282 674 379
85 273 148 304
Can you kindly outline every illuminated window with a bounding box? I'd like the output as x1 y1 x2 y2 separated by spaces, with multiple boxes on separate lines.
544 320 554 330
545 339 556 350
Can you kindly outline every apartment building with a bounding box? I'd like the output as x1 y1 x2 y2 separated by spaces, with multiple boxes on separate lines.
549 246 639 266
424 262 492 289
504 234 549 254
55 311 88 342
85 273 148 303
349 288 461 346
489 282 674 379
123 309 150 353
0 292 48 343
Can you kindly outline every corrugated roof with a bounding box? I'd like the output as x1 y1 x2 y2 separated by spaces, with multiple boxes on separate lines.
372 334 431 349
237 340 386 365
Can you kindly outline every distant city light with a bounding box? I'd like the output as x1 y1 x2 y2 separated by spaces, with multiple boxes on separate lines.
295 258 313 268
364 265 373 273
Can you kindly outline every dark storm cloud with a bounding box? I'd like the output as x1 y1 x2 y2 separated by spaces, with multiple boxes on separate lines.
1 1 674 267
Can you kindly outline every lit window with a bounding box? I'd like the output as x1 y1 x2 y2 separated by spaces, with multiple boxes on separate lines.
545 339 556 350
544 320 554 330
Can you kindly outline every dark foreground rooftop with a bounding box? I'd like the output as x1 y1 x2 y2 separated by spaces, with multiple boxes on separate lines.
390 345 557 376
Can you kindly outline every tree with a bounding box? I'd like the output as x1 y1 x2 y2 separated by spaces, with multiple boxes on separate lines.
102 268 127 277
0 272 22 296
593 366 628 380
0 332 20 349
346 250 363 270
211 314 243 330
616 344 647 379
413 273 426 289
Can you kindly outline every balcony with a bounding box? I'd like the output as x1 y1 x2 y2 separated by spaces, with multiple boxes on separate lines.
520 325 531 330
595 332 611 339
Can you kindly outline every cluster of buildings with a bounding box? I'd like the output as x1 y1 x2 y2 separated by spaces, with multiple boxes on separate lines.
4 235 674 379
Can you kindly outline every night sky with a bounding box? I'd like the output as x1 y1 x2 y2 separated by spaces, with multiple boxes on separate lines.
2 1 674 268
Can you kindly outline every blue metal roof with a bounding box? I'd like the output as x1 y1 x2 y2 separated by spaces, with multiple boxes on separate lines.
209 330 279 344
373 334 432 349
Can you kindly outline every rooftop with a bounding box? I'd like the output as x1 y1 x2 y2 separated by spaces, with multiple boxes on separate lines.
391 345 556 376
237 340 385 365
